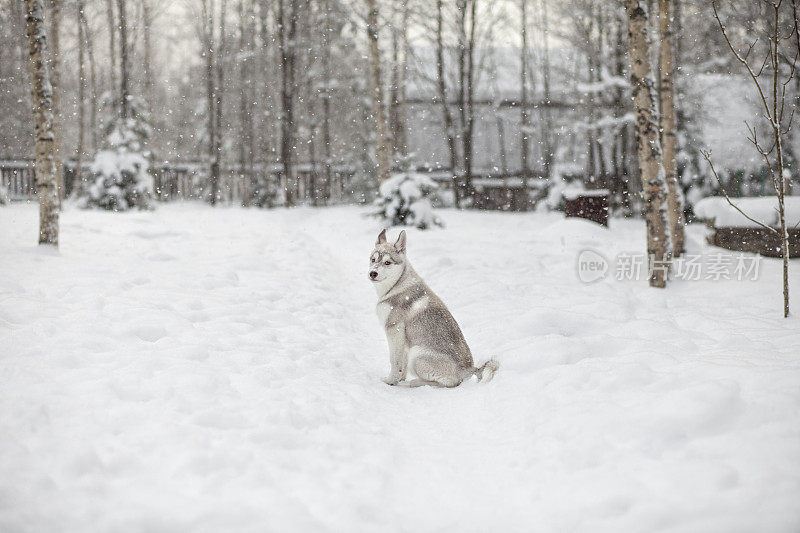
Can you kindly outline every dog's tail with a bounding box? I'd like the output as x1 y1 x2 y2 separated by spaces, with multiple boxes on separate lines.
473 359 499 383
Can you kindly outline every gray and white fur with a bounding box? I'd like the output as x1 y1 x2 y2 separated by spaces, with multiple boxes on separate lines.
369 229 499 387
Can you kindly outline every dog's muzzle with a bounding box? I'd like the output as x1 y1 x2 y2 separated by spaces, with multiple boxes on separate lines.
369 271 378 280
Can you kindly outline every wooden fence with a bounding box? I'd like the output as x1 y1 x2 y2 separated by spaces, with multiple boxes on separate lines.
421 168 552 211
0 158 356 205
0 160 36 200
1 158 557 211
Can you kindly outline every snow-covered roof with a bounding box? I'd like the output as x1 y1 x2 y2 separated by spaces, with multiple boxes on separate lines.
694 196 800 228
562 186 609 200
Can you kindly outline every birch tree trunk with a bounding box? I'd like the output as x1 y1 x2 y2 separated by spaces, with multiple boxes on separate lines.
389 0 408 159
117 0 130 118
595 5 608 187
202 0 218 204
456 0 476 200
625 0 669 288
142 0 154 116
78 5 97 152
279 0 298 204
457 0 467 169
612 18 633 213
389 2 400 158
539 0 553 178
238 0 255 206
25 0 59 246
366 0 390 183
76 0 86 197
586 7 597 188
767 5 790 317
398 1 409 157
658 0 685 256
105 0 118 102
436 0 460 207
247 0 256 204
322 0 334 201
520 0 531 204
48 0 62 202
213 0 226 202
465 0 477 198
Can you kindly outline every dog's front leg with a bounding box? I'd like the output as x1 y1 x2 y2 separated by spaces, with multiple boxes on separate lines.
382 325 407 386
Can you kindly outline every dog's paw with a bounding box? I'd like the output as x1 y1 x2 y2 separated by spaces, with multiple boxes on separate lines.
382 376 400 386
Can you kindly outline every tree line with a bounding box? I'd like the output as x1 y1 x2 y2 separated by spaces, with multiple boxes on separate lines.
9 0 798 314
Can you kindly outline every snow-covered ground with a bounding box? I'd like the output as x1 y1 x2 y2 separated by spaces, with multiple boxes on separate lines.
1 203 799 532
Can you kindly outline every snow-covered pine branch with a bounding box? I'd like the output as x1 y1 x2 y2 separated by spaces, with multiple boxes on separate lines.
371 171 443 229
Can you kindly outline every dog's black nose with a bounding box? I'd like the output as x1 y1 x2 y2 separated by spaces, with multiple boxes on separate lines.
369 271 378 280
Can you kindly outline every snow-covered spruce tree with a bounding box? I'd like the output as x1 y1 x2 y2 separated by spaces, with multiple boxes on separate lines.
81 95 153 210
372 172 443 229
249 170 279 208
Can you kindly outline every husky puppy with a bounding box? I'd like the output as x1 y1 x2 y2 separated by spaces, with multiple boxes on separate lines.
369 229 499 387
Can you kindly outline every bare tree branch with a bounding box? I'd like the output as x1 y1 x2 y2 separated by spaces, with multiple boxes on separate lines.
713 1 773 119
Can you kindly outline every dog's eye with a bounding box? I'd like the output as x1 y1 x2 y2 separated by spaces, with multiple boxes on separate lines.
384 261 391 266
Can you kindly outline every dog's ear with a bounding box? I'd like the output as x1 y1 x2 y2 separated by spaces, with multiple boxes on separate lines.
394 230 407 253
376 229 387 245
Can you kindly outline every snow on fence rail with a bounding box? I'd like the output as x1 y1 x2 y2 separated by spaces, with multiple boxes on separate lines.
694 196 800 258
